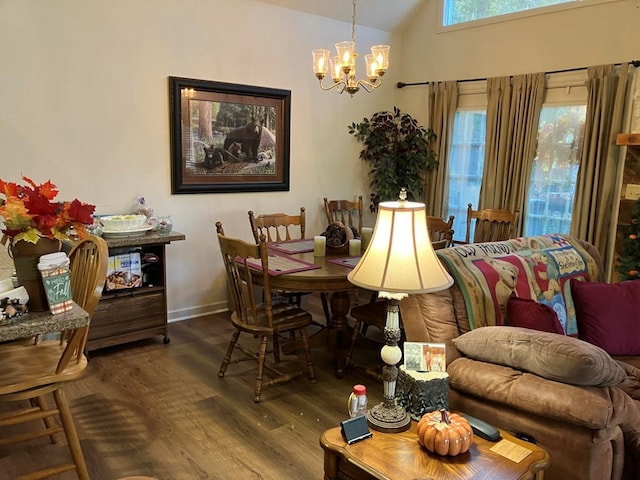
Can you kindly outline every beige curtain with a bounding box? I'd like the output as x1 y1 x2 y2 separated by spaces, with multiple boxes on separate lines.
571 63 629 274
424 81 458 217
480 73 545 232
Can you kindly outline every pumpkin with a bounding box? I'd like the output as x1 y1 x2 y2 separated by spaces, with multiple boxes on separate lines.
417 409 473 456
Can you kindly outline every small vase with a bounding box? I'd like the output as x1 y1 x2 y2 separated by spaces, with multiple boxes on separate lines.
9 238 62 312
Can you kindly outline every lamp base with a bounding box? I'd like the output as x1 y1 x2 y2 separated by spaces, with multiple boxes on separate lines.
366 403 411 433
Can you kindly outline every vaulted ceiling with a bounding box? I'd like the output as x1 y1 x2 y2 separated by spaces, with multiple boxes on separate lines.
254 0 425 32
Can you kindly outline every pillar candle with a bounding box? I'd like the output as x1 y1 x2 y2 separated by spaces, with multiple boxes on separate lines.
314 236 326 257
349 239 362 256
360 227 373 252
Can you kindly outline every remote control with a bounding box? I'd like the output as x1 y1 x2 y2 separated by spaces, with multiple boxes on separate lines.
460 413 501 442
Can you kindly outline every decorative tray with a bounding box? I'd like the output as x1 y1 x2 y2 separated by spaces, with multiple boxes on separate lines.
101 224 154 237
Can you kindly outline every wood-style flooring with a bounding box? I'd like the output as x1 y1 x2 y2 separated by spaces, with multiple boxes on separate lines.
0 301 384 480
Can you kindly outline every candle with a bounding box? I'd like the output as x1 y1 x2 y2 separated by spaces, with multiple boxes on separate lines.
361 227 373 252
349 239 362 256
314 236 326 257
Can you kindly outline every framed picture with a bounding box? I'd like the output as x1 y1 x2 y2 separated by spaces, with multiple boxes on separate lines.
169 77 291 194
403 342 446 372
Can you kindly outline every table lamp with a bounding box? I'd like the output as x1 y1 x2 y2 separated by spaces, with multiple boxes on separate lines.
347 189 453 433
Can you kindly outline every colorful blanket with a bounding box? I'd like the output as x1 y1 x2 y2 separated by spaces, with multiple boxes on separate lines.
436 234 600 334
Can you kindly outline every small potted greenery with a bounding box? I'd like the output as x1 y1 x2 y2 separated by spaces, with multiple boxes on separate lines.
348 106 438 211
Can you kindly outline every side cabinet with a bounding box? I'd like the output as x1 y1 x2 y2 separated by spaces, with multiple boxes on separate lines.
86 231 185 353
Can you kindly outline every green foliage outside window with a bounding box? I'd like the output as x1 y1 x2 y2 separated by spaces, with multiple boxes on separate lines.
443 0 575 26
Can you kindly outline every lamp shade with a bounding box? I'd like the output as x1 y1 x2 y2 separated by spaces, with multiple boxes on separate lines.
348 200 453 294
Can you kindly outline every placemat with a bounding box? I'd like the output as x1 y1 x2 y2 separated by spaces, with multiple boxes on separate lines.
242 254 321 276
328 256 361 269
268 239 315 254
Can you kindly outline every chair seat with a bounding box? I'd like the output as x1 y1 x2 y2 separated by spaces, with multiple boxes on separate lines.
231 304 313 334
0 341 88 396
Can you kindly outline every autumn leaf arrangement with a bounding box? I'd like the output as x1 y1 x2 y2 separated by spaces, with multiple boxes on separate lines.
0 176 95 245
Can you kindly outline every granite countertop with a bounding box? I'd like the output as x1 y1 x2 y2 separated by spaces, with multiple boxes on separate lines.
0 302 89 342
100 231 186 248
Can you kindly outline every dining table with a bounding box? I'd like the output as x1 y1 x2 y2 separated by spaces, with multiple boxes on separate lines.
0 302 90 342
255 240 366 377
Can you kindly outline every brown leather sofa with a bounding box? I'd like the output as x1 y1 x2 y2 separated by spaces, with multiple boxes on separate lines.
399 235 640 480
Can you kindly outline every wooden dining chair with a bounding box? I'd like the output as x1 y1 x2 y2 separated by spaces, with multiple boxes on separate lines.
324 196 363 237
465 203 519 244
426 215 455 250
216 222 316 402
0 234 108 480
248 208 330 324
248 208 306 243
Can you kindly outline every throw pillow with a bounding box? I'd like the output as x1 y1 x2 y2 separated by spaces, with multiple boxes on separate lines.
507 295 565 335
453 326 626 387
571 279 640 356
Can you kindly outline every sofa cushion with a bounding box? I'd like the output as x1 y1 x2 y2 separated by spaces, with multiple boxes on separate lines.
452 326 626 387
572 279 640 356
507 295 564 335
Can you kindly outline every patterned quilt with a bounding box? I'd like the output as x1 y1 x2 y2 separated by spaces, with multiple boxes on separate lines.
436 234 600 334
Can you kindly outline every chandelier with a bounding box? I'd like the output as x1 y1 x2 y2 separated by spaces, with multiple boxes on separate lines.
312 0 390 97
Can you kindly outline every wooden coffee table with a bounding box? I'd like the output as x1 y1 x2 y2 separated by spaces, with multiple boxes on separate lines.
320 420 549 480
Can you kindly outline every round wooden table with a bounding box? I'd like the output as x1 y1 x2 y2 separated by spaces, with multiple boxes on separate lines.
257 251 359 376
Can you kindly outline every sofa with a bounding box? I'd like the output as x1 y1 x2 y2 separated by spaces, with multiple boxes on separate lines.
399 234 640 480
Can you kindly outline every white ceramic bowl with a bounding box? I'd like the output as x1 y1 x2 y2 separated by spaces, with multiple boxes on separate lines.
100 214 147 231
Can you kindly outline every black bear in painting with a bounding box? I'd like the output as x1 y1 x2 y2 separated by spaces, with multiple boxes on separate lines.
202 142 242 170
223 119 263 162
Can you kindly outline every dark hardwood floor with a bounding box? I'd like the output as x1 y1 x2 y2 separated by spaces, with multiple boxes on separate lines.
0 298 384 479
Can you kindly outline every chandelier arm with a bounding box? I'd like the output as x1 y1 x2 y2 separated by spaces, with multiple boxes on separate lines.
318 79 347 93
355 79 381 93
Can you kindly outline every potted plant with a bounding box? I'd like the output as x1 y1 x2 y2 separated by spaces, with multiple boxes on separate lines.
0 176 95 310
348 106 438 211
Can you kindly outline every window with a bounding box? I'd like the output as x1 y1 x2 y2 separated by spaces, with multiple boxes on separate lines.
444 71 587 242
442 0 617 27
525 105 585 236
446 109 486 242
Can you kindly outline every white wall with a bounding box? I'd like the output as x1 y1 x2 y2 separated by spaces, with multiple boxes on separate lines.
0 0 398 320
395 0 640 124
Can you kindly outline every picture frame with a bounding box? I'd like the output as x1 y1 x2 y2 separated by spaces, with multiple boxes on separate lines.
403 342 447 372
169 77 291 194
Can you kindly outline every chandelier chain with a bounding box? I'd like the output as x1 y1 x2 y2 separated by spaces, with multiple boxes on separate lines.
351 0 356 44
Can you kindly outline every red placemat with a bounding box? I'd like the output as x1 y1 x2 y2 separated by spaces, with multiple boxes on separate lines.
268 239 315 254
328 256 361 269
241 254 321 276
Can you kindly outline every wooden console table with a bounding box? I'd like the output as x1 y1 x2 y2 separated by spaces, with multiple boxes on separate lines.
320 421 549 480
86 231 185 353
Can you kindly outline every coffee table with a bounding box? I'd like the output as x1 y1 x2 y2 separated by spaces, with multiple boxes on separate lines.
320 420 549 480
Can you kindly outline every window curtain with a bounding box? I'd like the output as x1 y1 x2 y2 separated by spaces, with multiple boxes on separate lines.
480 73 545 231
424 81 458 217
571 63 630 276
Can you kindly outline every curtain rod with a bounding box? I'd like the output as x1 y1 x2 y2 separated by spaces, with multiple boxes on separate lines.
396 60 640 89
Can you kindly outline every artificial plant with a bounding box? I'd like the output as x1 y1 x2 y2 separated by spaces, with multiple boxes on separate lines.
348 106 438 211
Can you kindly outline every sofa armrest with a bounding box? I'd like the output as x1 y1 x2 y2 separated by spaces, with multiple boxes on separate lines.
448 357 631 431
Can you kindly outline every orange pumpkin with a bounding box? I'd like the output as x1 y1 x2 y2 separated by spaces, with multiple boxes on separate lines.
417 410 473 456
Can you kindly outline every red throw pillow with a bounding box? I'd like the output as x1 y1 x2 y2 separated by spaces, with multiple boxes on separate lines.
507 295 565 335
571 279 640 355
